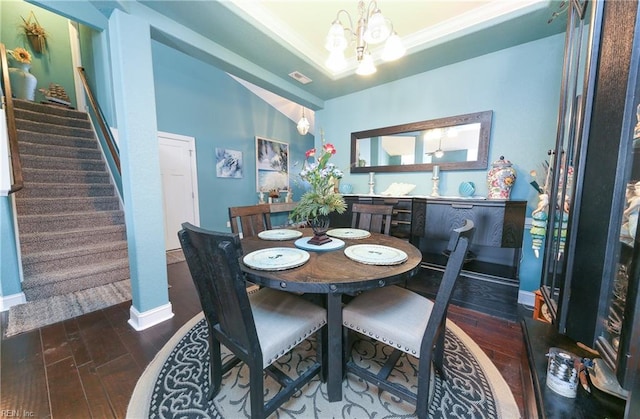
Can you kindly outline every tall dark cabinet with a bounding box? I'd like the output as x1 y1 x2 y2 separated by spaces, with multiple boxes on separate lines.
538 0 640 406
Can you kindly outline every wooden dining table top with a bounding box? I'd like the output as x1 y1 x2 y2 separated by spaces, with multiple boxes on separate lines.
239 228 423 294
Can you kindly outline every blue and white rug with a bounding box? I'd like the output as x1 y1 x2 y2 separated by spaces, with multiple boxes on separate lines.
128 313 520 418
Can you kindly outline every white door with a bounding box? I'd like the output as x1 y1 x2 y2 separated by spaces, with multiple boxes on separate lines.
158 132 200 250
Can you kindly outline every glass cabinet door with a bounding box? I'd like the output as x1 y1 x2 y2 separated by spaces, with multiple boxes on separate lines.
540 0 595 326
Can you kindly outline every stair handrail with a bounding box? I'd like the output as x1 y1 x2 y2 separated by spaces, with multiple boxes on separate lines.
76 66 120 173
1 43 24 194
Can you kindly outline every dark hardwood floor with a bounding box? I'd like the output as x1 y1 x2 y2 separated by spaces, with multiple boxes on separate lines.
1 261 529 418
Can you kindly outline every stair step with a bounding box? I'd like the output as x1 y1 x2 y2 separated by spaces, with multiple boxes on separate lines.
15 119 94 139
16 196 121 215
17 129 98 150
14 108 91 129
19 225 127 254
13 99 87 120
17 210 125 233
22 241 129 277
22 260 131 300
18 141 103 160
23 167 111 184
16 183 116 199
21 154 106 172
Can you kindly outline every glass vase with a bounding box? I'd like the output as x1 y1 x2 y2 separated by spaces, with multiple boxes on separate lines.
308 215 332 245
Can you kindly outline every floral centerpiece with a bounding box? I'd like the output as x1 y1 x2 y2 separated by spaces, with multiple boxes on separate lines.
291 142 346 245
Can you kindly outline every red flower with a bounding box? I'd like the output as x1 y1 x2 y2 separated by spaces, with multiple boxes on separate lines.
305 148 316 158
323 143 336 155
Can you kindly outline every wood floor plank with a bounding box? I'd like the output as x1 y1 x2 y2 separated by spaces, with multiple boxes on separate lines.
62 317 92 367
47 357 92 418
0 329 50 418
76 309 128 367
78 362 116 419
97 354 142 418
41 322 73 366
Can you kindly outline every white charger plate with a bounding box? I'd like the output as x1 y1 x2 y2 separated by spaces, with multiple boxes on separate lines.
344 244 408 265
243 247 310 271
326 228 371 239
258 229 303 241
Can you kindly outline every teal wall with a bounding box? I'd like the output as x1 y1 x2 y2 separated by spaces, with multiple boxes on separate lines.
0 197 21 297
316 32 565 292
151 40 314 232
1 0 77 107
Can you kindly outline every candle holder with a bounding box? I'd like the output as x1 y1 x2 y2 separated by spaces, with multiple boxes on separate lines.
368 172 375 195
431 165 440 197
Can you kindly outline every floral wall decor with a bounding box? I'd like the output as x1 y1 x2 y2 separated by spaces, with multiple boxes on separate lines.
21 11 47 53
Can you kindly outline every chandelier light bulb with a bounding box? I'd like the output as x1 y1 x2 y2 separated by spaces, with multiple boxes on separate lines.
434 149 444 159
326 50 347 72
325 22 348 52
356 52 376 76
381 32 405 61
363 10 391 44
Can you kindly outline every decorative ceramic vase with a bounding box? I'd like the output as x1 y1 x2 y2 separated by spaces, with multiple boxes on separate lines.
308 215 332 245
487 156 516 199
339 183 353 194
8 62 37 101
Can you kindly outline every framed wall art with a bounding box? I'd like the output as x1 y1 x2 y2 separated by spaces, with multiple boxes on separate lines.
216 148 243 178
256 136 289 192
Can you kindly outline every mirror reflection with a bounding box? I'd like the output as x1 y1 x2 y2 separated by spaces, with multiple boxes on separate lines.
350 111 492 173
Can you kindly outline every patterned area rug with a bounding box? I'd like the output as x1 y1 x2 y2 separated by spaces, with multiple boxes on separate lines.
128 313 520 418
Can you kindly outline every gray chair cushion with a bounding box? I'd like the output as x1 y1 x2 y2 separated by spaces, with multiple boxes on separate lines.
250 288 326 367
343 285 433 357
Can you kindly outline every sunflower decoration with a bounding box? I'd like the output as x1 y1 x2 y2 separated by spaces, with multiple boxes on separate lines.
9 47 32 64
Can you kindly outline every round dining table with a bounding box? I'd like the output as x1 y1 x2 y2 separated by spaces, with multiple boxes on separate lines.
240 228 422 402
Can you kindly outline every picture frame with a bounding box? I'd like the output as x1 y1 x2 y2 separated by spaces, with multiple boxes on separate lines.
256 136 289 193
216 148 243 178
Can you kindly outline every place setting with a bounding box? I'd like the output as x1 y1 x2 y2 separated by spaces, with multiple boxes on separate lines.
257 229 303 241
344 244 408 265
242 247 310 271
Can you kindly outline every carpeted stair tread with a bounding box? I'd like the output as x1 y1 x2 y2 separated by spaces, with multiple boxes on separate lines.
22 242 129 277
15 108 91 129
19 225 127 254
17 141 103 160
13 99 87 120
17 129 99 149
16 196 121 214
22 167 111 184
15 119 94 139
16 183 116 198
22 263 131 301
20 154 106 172
22 240 128 265
17 210 125 233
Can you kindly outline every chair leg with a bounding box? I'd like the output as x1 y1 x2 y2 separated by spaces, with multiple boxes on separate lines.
249 364 265 419
209 334 223 399
416 351 433 419
433 326 447 381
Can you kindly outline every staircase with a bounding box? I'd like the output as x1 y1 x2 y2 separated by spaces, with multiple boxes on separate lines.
12 99 130 301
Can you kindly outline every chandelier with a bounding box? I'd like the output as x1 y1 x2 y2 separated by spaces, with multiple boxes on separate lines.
324 1 405 76
297 107 310 135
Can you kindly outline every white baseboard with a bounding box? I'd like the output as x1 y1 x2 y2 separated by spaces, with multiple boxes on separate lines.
128 302 174 331
518 290 535 308
0 292 26 312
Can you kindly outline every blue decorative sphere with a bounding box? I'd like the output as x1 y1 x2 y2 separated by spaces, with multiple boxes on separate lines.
339 183 353 194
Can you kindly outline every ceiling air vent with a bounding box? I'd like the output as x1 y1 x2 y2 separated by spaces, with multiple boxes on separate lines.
288 71 312 85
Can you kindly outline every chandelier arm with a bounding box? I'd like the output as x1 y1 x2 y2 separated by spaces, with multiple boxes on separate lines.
335 9 355 35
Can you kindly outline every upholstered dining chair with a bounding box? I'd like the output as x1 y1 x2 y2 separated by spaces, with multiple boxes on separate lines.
351 203 394 235
178 222 326 418
342 219 475 419
228 203 272 238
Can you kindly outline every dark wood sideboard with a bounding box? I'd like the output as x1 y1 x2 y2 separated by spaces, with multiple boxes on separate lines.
332 195 527 320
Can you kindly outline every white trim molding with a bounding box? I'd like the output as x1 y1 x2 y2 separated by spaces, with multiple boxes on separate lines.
518 289 535 308
0 292 26 312
128 302 174 331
